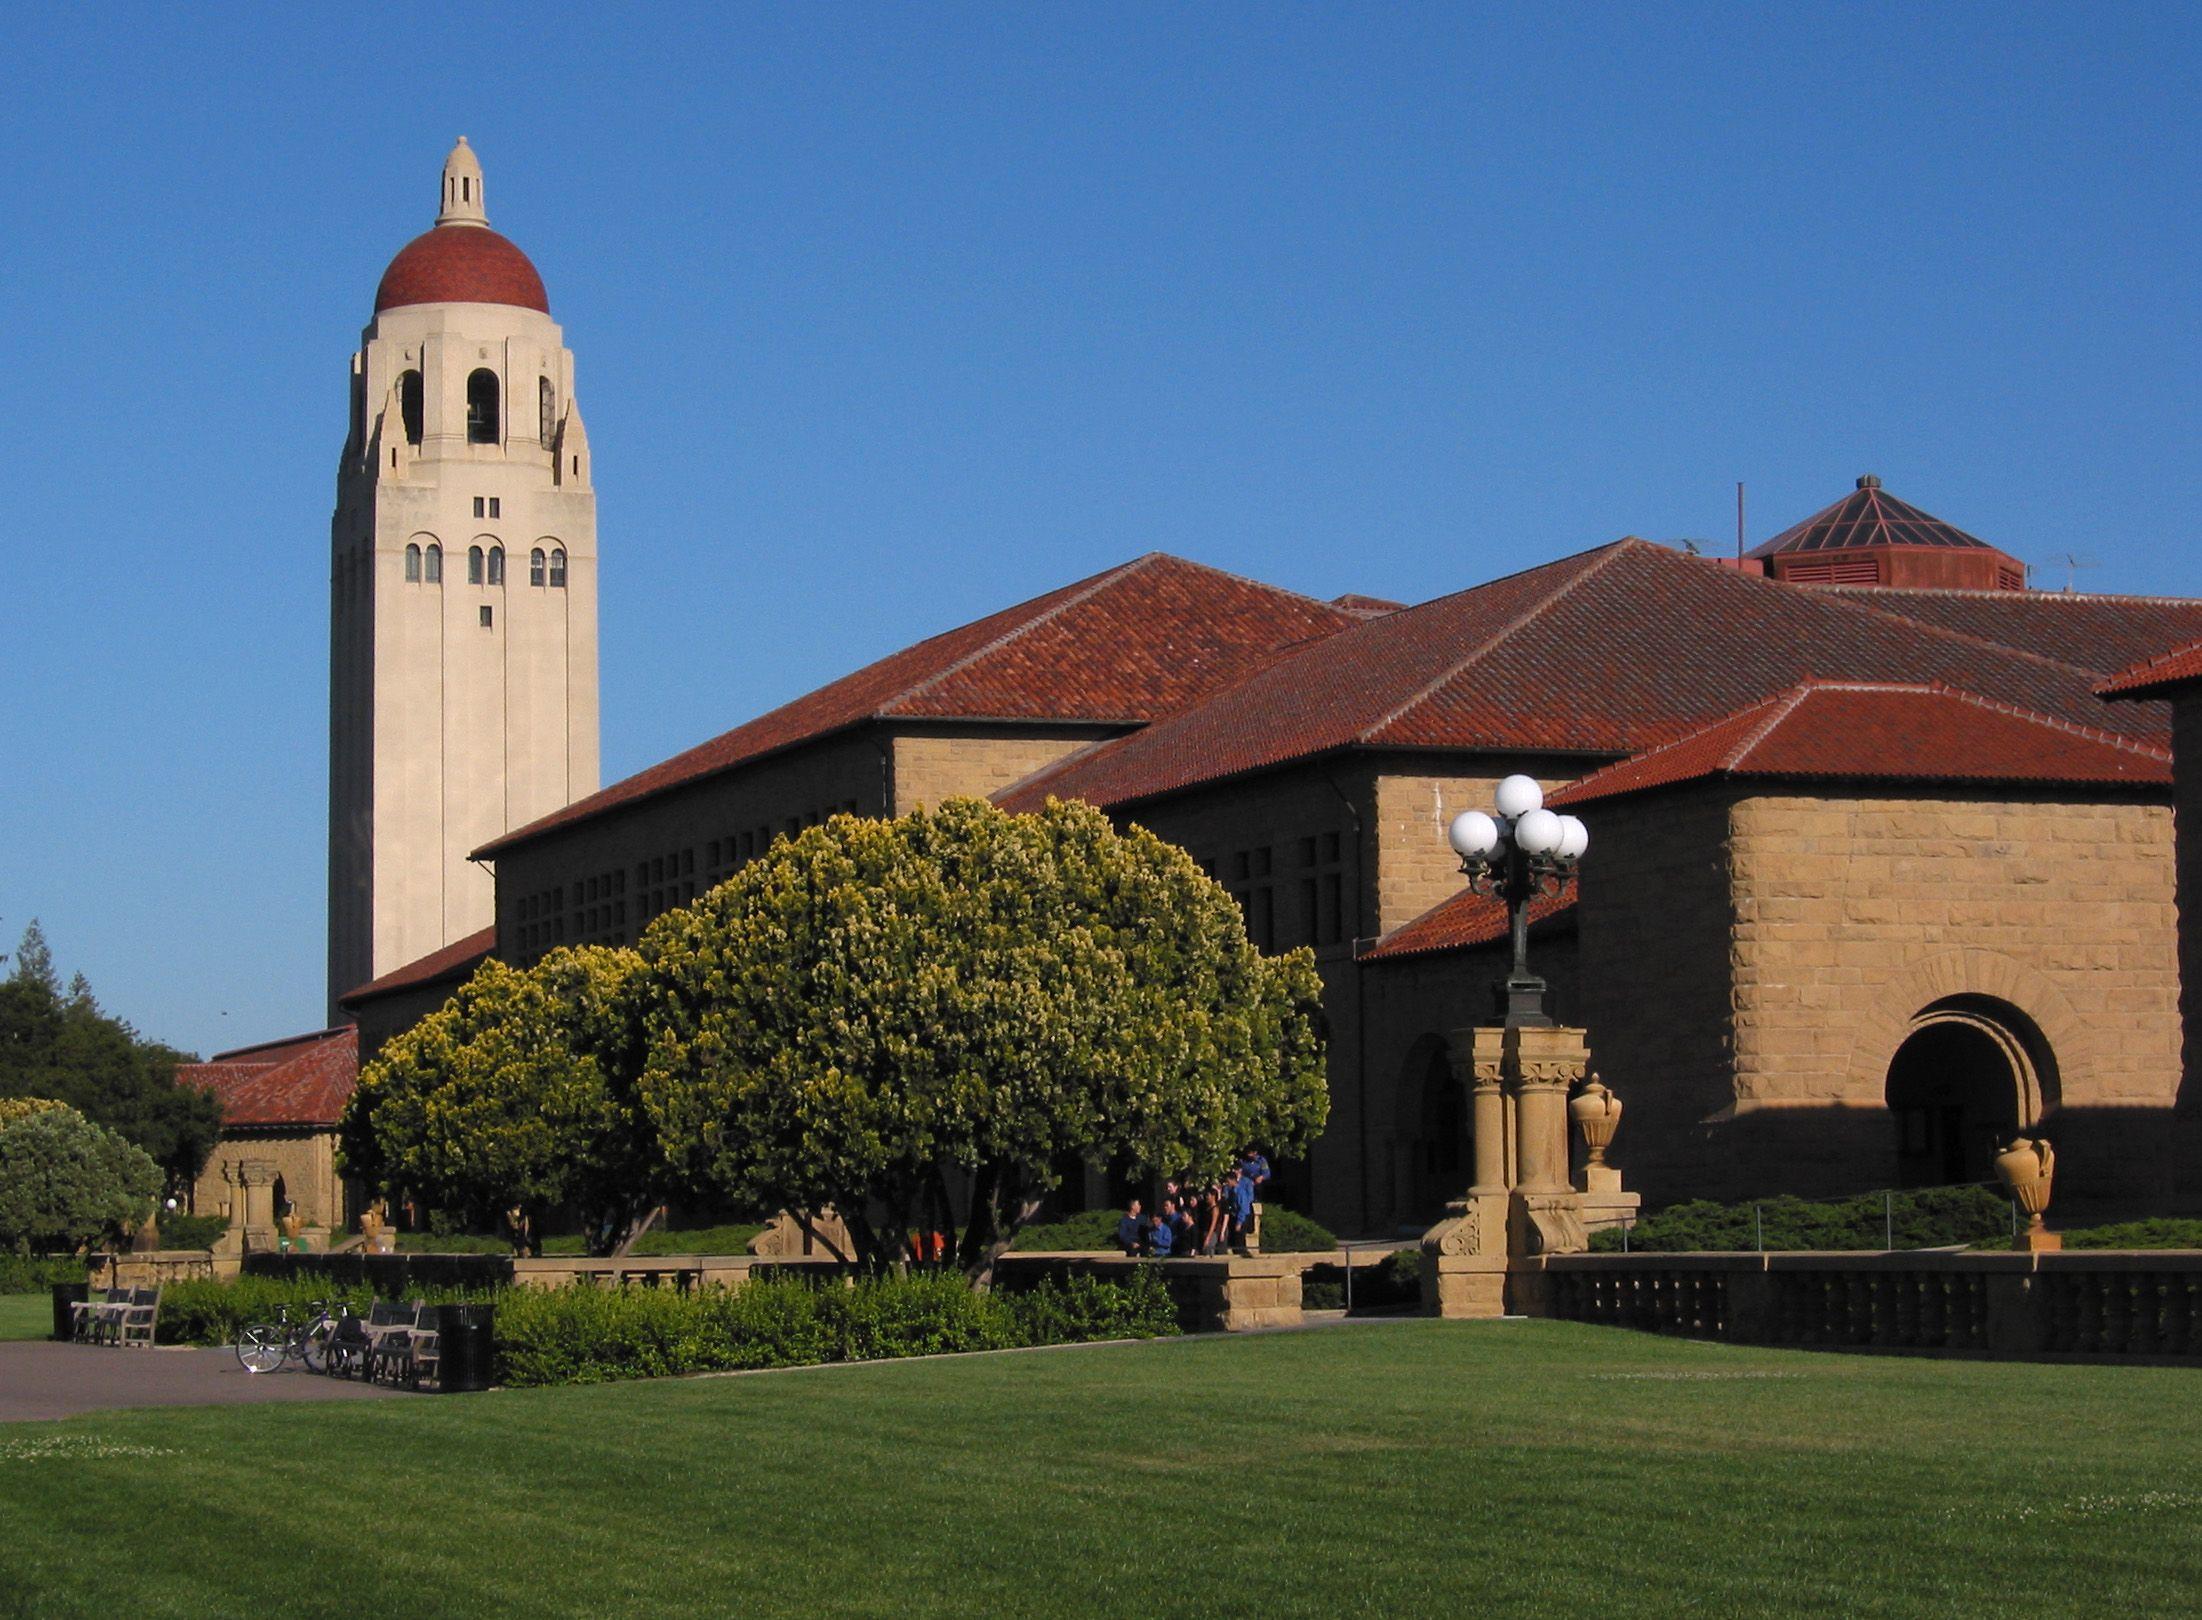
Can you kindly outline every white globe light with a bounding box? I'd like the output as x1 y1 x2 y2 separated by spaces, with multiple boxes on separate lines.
1556 814 1590 860
1494 774 1544 818
1448 809 1500 859
1514 807 1562 856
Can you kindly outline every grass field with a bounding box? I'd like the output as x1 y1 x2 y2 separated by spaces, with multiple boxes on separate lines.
1 1320 2196 1618
0 1294 51 1342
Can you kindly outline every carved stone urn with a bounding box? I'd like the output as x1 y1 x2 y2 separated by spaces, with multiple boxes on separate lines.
1568 1075 1624 1194
1569 1077 1622 1169
1993 1136 2060 1252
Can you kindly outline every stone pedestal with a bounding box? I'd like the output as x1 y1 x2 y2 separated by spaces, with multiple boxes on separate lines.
221 1159 279 1255
1423 1023 1632 1317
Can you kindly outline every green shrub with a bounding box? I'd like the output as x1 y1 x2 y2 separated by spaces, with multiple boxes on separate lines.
1302 1279 1344 1310
2063 1218 2202 1250
154 1212 228 1250
1009 1209 1124 1252
1002 1266 1178 1343
1589 1185 2016 1253
156 1276 480 1346
1255 1207 1337 1253
0 1254 87 1294
391 1232 514 1255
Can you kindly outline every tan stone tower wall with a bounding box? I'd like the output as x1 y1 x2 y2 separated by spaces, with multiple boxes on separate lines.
327 145 600 1016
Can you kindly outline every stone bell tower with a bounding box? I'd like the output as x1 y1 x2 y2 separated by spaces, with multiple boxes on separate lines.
327 138 601 1016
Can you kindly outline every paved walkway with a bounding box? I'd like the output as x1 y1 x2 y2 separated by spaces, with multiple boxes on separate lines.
0 1342 408 1423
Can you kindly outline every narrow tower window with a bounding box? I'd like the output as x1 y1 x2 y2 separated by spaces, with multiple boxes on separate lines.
468 545 484 584
405 543 421 582
550 547 568 588
539 378 556 448
399 370 424 445
466 369 500 444
487 546 505 586
530 548 546 586
424 543 443 584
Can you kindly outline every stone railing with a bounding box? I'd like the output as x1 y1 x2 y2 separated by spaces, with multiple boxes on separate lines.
1532 1250 2202 1359
510 1254 844 1292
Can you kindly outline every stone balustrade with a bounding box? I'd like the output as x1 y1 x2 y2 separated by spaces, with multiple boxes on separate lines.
1534 1250 2202 1359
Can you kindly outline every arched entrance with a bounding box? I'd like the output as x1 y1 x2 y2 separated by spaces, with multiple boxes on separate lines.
1404 1037 1465 1223
1885 996 2056 1187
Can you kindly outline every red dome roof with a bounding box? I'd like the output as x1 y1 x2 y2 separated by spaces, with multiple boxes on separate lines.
374 225 549 315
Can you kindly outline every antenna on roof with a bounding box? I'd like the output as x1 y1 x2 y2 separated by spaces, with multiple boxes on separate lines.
2046 553 2099 593
1737 481 1746 562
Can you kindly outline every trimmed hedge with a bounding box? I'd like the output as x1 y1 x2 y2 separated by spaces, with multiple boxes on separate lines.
1589 1185 2016 1253
495 1270 1179 1387
2063 1218 2202 1250
0 1254 88 1294
243 1251 515 1291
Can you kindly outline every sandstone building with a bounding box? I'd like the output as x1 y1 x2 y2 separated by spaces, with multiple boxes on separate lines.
342 477 2202 1234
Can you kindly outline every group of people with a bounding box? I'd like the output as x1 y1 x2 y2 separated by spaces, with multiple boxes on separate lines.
1115 1149 1271 1258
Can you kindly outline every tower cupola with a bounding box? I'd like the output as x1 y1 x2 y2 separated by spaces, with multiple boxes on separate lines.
436 136 489 227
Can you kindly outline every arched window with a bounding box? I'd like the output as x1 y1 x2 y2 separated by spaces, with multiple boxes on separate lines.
405 543 421 582
539 378 556 448
424 543 443 584
468 545 484 585
549 547 568 588
487 546 505 586
529 547 546 586
466 369 500 444
399 370 424 445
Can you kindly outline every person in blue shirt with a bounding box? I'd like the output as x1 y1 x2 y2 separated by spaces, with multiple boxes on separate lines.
1239 1149 1272 1193
1163 1197 1196 1256
1226 1168 1256 1253
1144 1208 1174 1258
1115 1199 1145 1256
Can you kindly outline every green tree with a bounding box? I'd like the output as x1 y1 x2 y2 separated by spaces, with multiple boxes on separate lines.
338 945 661 1254
0 925 219 1187
637 798 1329 1280
0 1102 163 1254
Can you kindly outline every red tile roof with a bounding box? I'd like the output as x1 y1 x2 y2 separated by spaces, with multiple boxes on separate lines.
375 225 550 315
476 553 1358 858
179 1027 358 1130
1831 588 2202 677
2099 639 2202 701
1360 889 1577 962
999 539 2174 813
1748 477 1999 557
339 926 496 1008
1331 594 1406 617
1549 681 2170 809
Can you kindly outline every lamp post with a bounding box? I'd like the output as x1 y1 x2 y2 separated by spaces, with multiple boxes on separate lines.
1448 775 1588 1028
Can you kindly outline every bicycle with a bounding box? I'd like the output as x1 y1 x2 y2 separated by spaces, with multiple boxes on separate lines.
234 1300 340 1374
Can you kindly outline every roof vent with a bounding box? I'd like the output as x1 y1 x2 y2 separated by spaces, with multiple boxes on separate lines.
1856 474 1882 490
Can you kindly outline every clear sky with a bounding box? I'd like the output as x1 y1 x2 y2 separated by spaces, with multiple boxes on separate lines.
1 5 2194 1057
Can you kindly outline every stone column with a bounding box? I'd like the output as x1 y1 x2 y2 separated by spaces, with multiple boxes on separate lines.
1506 1026 1591 1263
228 1160 279 1255
1421 1027 1514 1319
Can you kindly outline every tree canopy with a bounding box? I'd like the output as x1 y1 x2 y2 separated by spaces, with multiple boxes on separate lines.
339 945 663 1254
0 922 219 1187
0 1100 163 1254
636 798 1328 1276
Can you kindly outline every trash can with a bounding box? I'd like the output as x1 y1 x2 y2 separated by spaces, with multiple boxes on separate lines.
435 1302 495 1393
51 1282 89 1342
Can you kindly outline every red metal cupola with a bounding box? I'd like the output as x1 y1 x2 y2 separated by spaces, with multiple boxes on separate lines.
1750 476 2027 592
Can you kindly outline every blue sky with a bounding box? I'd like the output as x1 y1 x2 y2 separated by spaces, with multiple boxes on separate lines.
1 5 2195 1056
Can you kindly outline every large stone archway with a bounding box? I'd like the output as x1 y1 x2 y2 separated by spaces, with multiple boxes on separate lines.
1885 998 2055 1186
1842 949 2089 1113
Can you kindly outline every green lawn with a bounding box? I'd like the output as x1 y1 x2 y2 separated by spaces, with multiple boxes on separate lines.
2 1321 2196 1617
0 1294 53 1342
